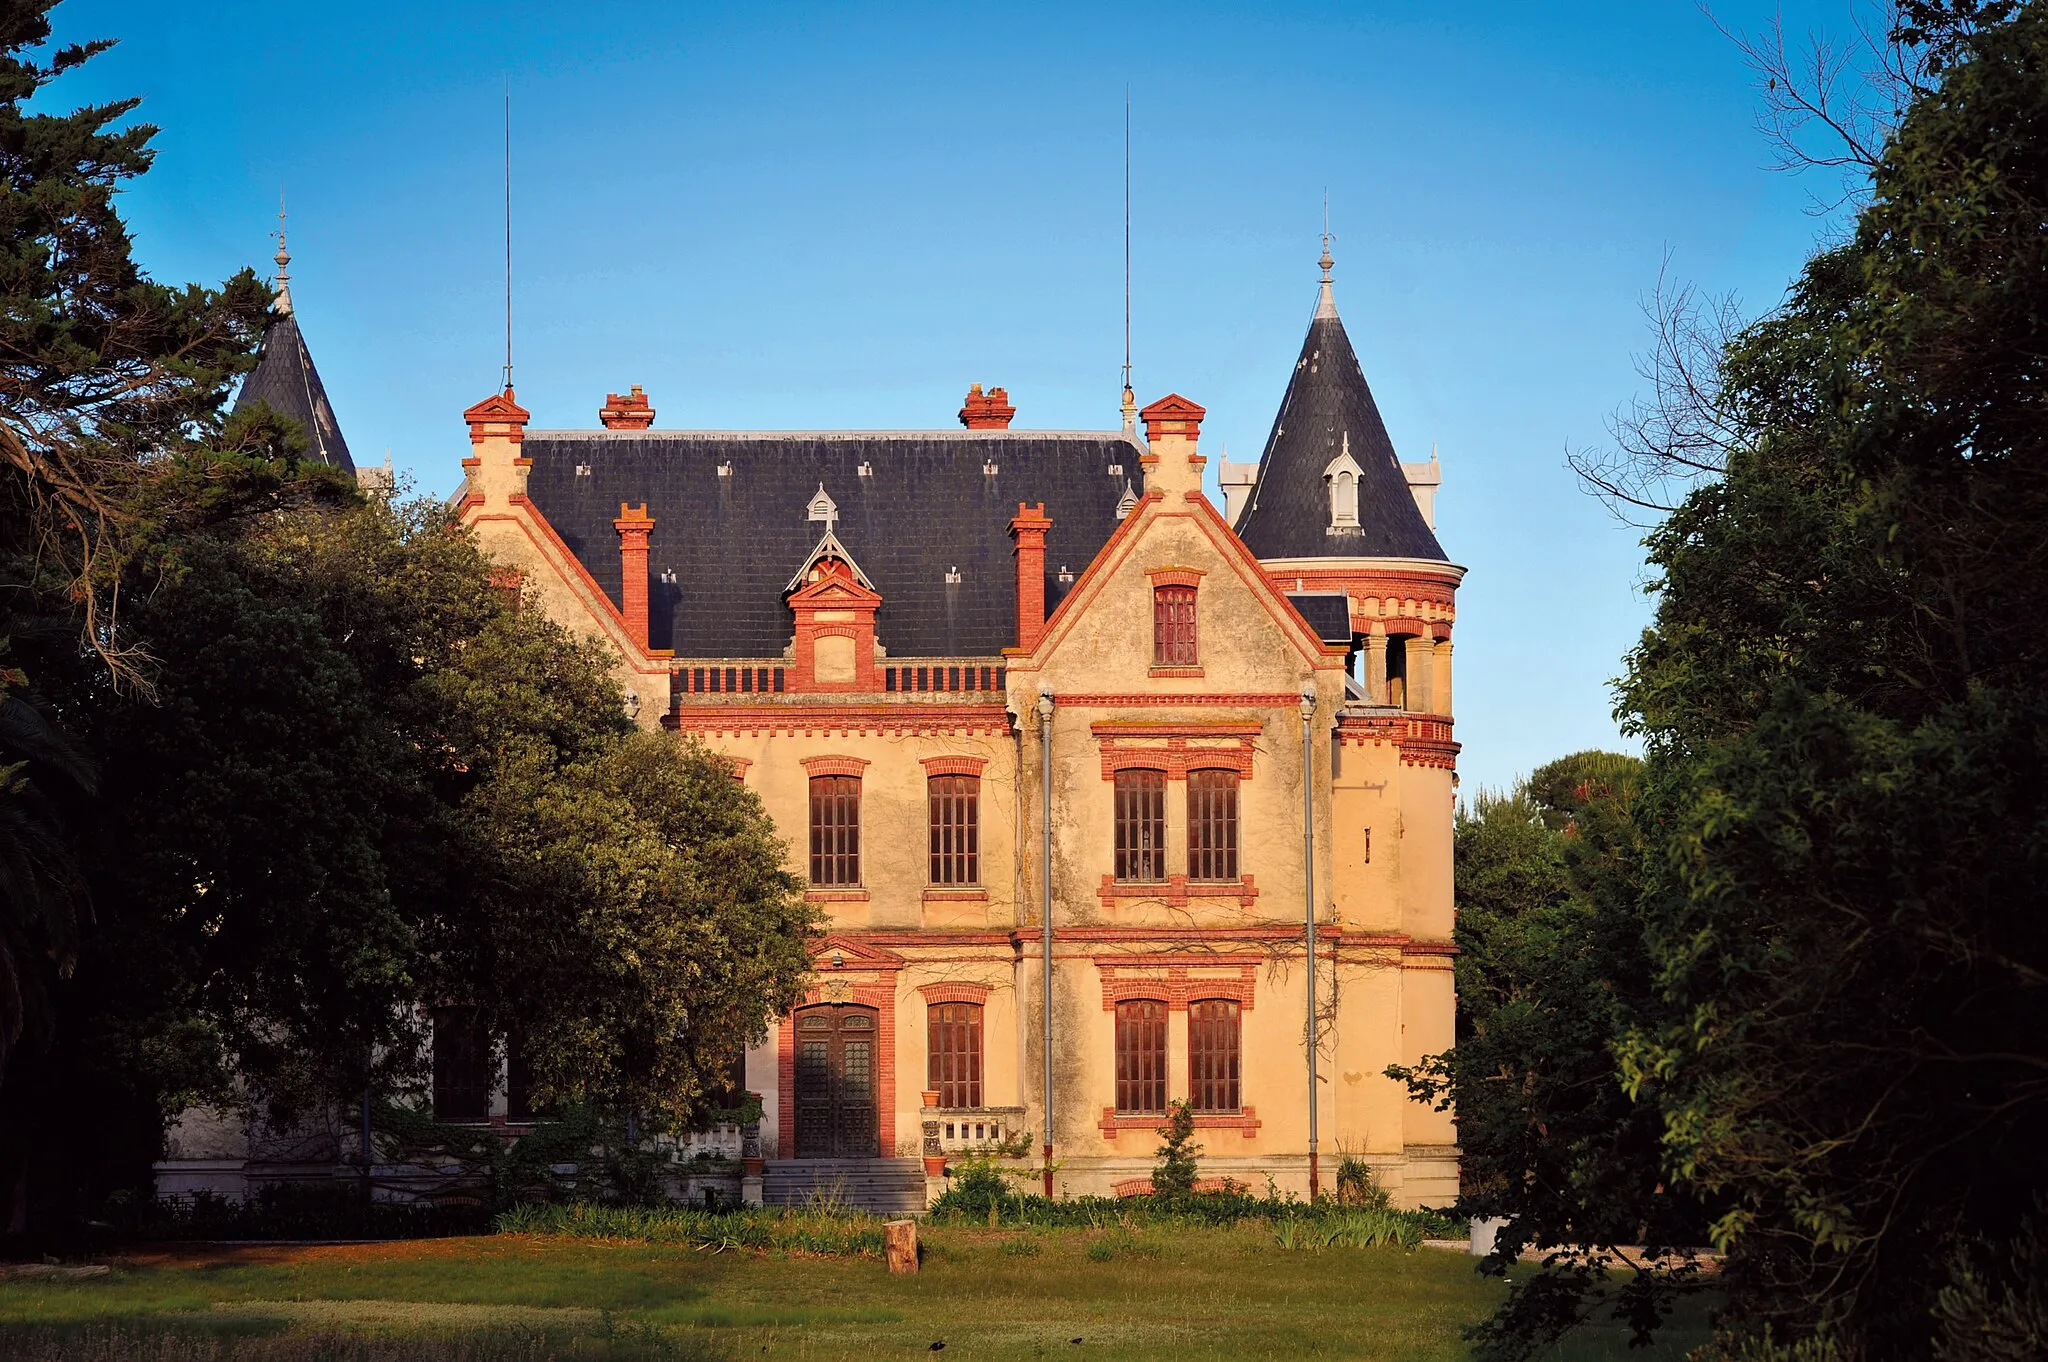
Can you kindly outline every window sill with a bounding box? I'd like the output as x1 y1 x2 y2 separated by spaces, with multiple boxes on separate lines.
922 888 988 902
1147 666 1205 678
1097 873 1259 909
805 889 869 903
1099 1105 1260 1139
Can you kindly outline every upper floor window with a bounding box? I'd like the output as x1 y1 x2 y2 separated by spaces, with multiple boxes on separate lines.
1186 769 1240 882
1153 585 1198 666
1113 768 1166 882
432 1005 489 1124
927 1002 983 1108
1115 999 1168 1114
809 775 862 886
928 775 980 886
1188 999 1241 1112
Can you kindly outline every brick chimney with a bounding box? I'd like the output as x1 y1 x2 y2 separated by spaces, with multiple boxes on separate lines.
960 384 1016 430
1008 502 1052 651
1139 393 1207 496
600 385 656 430
614 502 655 650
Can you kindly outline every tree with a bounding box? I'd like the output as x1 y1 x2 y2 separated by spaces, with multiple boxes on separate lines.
1606 7 2048 1355
1392 753 1711 1359
1151 1100 1201 1199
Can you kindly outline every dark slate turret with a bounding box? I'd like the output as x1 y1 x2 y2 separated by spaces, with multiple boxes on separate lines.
232 230 355 473
1233 250 1444 562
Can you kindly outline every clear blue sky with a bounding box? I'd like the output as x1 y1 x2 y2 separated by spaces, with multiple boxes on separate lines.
64 0 1852 794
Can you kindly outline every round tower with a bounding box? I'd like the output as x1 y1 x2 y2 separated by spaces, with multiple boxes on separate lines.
1231 245 1462 714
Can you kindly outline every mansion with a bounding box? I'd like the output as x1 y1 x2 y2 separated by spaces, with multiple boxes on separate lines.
161 245 1464 1211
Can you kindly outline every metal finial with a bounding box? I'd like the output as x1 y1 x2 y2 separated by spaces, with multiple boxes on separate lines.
1319 190 1334 283
272 191 293 316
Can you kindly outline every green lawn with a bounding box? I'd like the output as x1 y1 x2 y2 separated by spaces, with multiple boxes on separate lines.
0 1228 1715 1361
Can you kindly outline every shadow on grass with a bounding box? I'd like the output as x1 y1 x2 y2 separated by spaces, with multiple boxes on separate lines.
0 1319 727 1361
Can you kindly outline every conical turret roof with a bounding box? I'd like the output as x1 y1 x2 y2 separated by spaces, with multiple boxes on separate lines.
234 312 355 473
1233 266 1444 562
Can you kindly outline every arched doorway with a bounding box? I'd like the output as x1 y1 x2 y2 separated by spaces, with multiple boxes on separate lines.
793 1003 879 1158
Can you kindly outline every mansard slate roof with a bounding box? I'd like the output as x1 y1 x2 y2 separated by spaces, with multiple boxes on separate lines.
233 313 356 473
1232 285 1445 563
522 431 1146 658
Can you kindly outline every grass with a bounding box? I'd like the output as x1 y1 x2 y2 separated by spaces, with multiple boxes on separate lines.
0 1227 1716 1360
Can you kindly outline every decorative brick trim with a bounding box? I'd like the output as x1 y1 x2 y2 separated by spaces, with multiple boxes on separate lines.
1060 693 1303 708
1147 666 1206 679
800 755 872 778
1097 874 1259 910
1145 566 1207 590
919 755 989 778
1093 723 1258 781
1112 1176 1244 1197
1009 502 1052 652
463 388 531 445
672 704 1011 739
1336 714 1460 770
922 888 988 903
1101 1105 1258 1139
599 385 655 429
614 502 655 651
1095 960 1257 1011
787 564 882 692
916 982 993 1005
1139 393 1206 442
805 889 870 904
724 756 752 782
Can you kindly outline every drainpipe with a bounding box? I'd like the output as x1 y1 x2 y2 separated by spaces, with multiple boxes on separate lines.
1038 691 1056 1199
1300 683 1320 1202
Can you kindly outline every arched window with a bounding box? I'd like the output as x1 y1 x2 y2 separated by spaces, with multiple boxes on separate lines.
1115 999 1168 1114
809 775 861 885
927 1002 983 1108
1188 999 1241 1112
1113 768 1167 882
1330 469 1358 527
1187 769 1240 881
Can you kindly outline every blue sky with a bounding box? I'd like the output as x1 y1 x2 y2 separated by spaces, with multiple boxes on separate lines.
63 0 1855 793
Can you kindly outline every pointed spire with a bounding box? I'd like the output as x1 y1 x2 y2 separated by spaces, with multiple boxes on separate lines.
272 194 293 317
1315 199 1337 321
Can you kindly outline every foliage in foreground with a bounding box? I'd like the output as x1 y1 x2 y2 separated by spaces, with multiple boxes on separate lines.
496 1202 889 1257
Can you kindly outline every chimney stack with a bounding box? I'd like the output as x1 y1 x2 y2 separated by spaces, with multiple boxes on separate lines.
614 502 656 650
1008 502 1053 651
1138 393 1207 496
960 384 1016 430
600 385 656 430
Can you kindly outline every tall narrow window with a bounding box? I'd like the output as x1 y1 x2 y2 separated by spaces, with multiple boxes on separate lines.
809 775 861 886
928 775 980 885
927 1002 983 1108
1153 585 1198 666
432 1006 489 1124
1113 768 1166 882
1187 769 1240 881
1188 999 1241 1112
1115 999 1168 1114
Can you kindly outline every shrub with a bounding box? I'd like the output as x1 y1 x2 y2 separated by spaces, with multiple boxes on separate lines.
1151 1100 1201 1198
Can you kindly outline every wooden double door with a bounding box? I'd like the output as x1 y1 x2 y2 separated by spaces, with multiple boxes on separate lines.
794 1003 879 1158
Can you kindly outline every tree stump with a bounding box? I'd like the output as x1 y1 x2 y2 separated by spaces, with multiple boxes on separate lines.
884 1218 918 1274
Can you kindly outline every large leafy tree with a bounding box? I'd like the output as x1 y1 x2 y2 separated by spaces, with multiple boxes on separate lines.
1604 6 2048 1356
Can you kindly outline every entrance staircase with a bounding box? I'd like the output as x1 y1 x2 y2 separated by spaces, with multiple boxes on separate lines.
762 1158 927 1215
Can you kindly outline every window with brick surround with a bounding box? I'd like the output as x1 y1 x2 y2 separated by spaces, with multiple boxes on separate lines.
1153 585 1198 665
808 775 861 886
1188 999 1241 1112
927 775 980 885
927 1002 983 1108
1115 998 1169 1114
1186 768 1240 881
1113 768 1166 882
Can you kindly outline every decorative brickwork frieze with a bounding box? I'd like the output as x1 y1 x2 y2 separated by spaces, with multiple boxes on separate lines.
1096 873 1260 910
1094 959 1258 1012
1100 1105 1258 1139
919 755 989 778
1337 713 1460 769
916 981 993 1006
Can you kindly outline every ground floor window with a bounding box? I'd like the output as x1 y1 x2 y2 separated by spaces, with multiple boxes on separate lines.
432 1006 489 1123
1187 999 1241 1112
1115 999 1168 1114
927 1002 983 1108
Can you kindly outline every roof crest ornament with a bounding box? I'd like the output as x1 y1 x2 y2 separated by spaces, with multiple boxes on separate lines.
271 192 293 317
806 482 838 530
1315 192 1338 322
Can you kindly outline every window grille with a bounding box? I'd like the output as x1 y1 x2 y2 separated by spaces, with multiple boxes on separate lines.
1186 769 1240 881
1188 999 1241 1112
928 775 980 885
927 1002 983 1108
1115 999 1168 1113
1113 768 1166 882
1153 585 1198 666
809 775 861 885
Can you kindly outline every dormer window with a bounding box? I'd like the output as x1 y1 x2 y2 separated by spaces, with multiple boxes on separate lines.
1323 433 1364 530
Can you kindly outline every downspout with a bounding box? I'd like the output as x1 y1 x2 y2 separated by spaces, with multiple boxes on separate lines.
1300 683 1320 1201
1038 691 1057 1198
